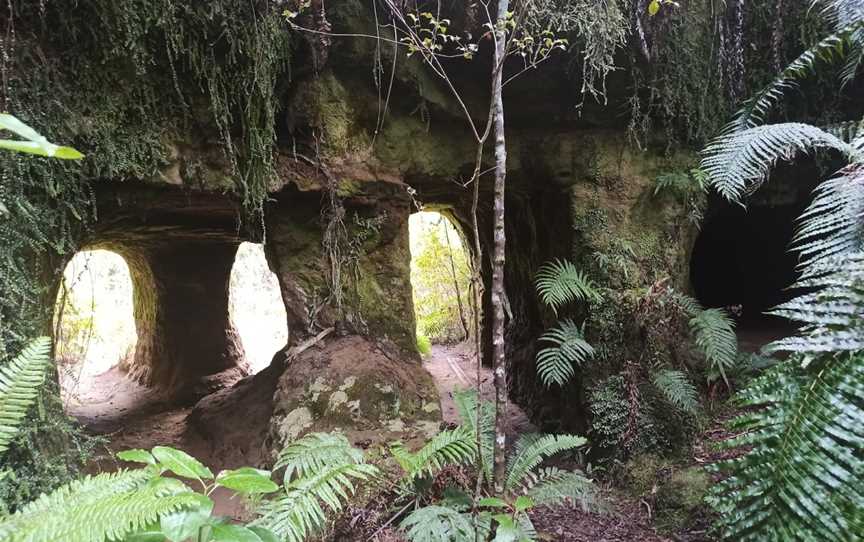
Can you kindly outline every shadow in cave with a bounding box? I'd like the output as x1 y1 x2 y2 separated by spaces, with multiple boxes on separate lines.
690 200 805 353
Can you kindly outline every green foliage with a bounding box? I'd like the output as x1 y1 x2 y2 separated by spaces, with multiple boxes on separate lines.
702 122 857 201
390 427 476 482
410 213 472 344
0 114 83 162
0 337 50 455
255 432 378 542
534 259 601 315
536 319 595 387
416 334 432 356
504 434 587 494
702 3 864 536
650 369 699 414
689 308 737 386
708 353 864 540
399 505 477 542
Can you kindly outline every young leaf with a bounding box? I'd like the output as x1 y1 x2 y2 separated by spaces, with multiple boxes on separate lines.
158 495 213 542
117 449 157 465
152 446 214 481
210 523 264 542
216 468 278 495
478 497 509 509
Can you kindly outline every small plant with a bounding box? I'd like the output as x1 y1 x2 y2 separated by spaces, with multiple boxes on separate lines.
533 259 602 387
396 390 596 542
416 333 432 356
0 338 51 456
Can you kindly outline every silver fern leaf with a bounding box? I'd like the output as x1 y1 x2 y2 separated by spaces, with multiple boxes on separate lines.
536 318 595 387
0 336 51 455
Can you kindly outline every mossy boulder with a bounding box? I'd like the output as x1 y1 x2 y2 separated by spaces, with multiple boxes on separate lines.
268 335 441 456
622 455 710 533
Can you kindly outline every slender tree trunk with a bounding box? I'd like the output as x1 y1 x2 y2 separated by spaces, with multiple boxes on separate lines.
442 218 470 341
491 0 509 495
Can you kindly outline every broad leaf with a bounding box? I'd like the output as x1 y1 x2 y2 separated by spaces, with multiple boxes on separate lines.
216 468 278 495
118 449 157 465
153 446 214 480
210 523 264 542
159 495 213 542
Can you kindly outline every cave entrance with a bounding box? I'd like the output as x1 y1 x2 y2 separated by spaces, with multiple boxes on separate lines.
229 242 289 374
55 249 137 404
690 199 805 352
409 211 473 354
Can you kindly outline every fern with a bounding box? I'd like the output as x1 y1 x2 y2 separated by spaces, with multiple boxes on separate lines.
725 23 864 133
255 433 378 542
651 369 699 414
453 388 494 483
766 252 864 356
690 308 738 386
702 123 857 201
521 467 594 510
390 427 476 481
535 259 601 315
793 165 864 267
535 319 595 387
0 336 51 455
274 431 364 482
504 433 586 492
707 353 864 541
399 505 477 542
0 468 207 542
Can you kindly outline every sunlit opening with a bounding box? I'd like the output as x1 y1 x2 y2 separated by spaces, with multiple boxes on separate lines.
55 249 137 397
229 242 289 373
409 211 472 355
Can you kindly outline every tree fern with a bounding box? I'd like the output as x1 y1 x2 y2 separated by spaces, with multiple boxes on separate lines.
702 123 857 201
399 505 478 542
0 468 207 542
707 352 864 541
651 369 699 414
536 318 595 387
792 165 864 267
504 433 586 492
390 427 476 481
535 259 601 315
767 252 864 356
690 308 738 386
0 336 51 455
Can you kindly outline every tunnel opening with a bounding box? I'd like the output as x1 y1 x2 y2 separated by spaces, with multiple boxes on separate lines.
228 242 289 374
409 210 473 355
690 193 811 352
54 249 141 415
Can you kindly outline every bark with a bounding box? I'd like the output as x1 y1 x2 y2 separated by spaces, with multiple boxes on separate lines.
491 0 510 495
442 218 470 341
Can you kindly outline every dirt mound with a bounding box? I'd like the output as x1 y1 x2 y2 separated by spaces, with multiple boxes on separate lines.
268 335 442 454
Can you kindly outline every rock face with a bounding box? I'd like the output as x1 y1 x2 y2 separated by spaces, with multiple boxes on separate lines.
268 336 441 453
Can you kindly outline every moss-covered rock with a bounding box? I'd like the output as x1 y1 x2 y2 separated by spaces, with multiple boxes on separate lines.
268 335 441 456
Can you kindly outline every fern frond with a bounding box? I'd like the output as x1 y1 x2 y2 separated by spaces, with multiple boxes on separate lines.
702 123 856 201
725 21 864 133
390 427 475 481
453 389 494 483
521 467 595 511
505 434 586 492
651 369 700 414
767 252 864 356
0 468 207 542
254 461 378 542
793 165 864 268
274 431 364 483
399 505 477 542
536 319 595 387
690 308 737 385
0 336 51 454
708 353 864 541
535 259 601 314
